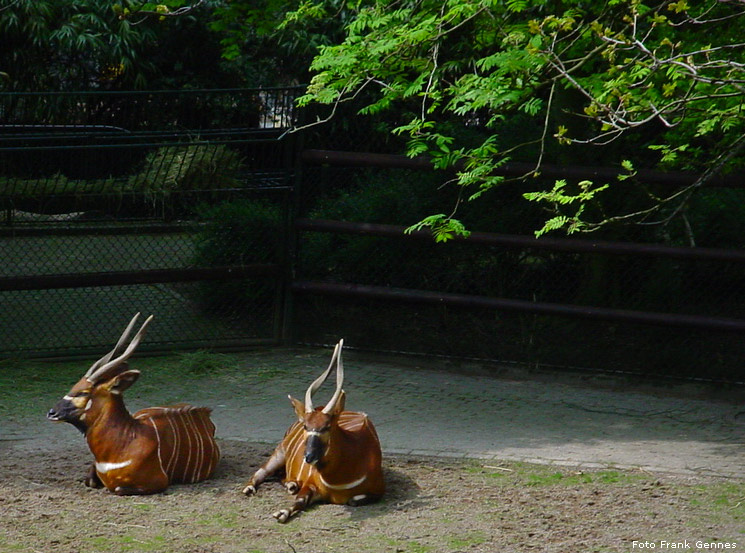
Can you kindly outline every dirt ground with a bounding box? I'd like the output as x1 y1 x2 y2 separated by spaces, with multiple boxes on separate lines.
2 439 743 553
2 350 745 552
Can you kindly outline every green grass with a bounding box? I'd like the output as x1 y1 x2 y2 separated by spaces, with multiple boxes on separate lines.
0 357 82 421
447 532 488 549
381 538 433 553
465 461 647 487
87 534 167 552
171 350 242 375
689 481 745 523
0 352 244 422
0 536 26 552
196 511 241 529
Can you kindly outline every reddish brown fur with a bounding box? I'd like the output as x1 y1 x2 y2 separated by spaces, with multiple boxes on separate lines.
281 406 385 505
243 384 384 522
48 317 220 495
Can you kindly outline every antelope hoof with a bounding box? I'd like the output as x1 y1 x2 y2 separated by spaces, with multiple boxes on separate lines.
272 509 291 523
85 466 103 488
242 484 257 496
284 481 299 494
84 477 103 489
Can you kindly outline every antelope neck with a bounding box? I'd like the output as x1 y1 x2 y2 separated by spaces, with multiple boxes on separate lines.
85 397 138 444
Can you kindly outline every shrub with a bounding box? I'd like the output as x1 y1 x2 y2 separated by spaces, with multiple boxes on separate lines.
129 143 244 192
191 198 283 317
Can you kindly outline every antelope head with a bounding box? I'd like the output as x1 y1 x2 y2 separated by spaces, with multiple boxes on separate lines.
289 340 346 466
47 313 153 433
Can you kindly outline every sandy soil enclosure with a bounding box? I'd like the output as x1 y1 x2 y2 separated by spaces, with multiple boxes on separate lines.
1 349 744 552
3 440 744 553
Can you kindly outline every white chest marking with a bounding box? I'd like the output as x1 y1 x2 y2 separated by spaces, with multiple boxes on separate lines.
319 473 367 490
96 460 133 474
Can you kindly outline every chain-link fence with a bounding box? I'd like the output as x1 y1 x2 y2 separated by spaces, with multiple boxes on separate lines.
293 157 745 383
4 88 745 383
1 88 300 357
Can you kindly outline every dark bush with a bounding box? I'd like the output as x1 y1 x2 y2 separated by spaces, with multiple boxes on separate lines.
192 198 283 317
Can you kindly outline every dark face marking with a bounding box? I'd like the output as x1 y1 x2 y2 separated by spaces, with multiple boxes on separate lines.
47 384 93 434
302 414 332 466
304 433 324 465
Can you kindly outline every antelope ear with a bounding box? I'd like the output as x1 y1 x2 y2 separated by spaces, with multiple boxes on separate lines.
288 395 306 421
109 370 140 392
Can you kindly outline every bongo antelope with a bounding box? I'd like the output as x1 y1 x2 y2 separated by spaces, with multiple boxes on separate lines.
242 340 384 522
47 313 220 495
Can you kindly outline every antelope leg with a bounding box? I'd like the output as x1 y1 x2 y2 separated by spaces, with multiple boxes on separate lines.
84 463 103 488
272 483 318 523
243 445 286 496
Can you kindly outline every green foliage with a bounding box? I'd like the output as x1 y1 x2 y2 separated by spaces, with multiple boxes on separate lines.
130 143 245 192
523 179 609 237
0 0 244 91
0 174 119 197
405 215 471 243
209 0 354 86
194 198 283 265
283 0 745 237
0 0 158 90
192 198 283 314
299 169 549 300
0 143 245 197
172 350 240 375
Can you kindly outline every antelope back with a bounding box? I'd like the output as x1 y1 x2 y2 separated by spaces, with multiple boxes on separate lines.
134 405 220 484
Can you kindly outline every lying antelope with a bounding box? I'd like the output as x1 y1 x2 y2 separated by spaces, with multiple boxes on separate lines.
47 313 220 495
242 339 384 522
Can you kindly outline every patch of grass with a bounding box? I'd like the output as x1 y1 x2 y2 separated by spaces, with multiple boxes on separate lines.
87 534 167 552
132 503 154 512
381 538 433 553
0 536 26 551
447 532 488 549
689 481 745 521
465 461 648 487
196 511 240 529
172 350 241 375
0 358 83 420
0 353 244 422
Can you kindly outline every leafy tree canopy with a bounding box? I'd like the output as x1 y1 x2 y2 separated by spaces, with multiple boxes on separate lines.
0 0 244 90
281 0 745 237
111 0 352 86
1 0 158 89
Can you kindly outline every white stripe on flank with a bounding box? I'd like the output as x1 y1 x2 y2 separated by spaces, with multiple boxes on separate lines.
96 460 132 474
147 418 167 479
319 473 367 491
165 413 179 476
189 409 203 483
183 411 193 482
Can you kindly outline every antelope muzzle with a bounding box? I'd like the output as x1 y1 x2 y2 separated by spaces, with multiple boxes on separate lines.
304 432 325 465
47 397 87 433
